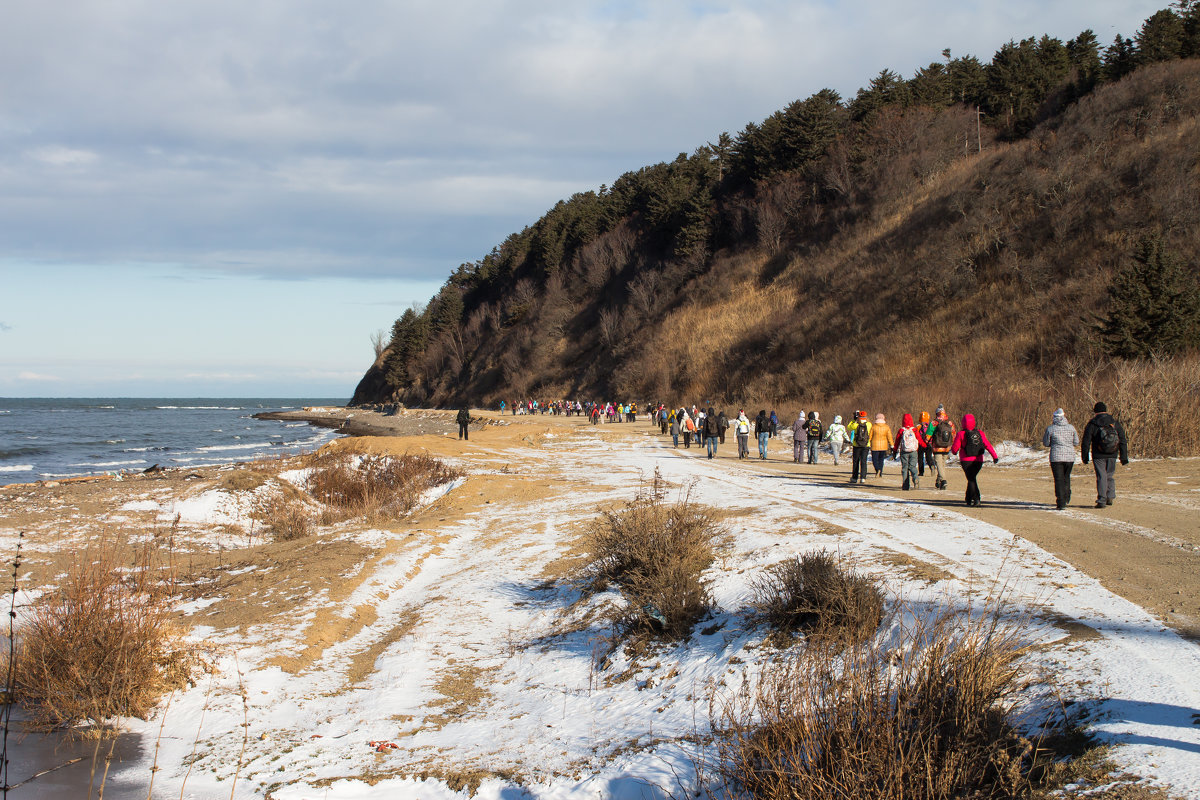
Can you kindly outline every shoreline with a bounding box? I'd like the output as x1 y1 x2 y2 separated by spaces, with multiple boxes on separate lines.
253 406 484 438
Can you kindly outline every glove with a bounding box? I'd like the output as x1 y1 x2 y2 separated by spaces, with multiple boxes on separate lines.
993 457 999 465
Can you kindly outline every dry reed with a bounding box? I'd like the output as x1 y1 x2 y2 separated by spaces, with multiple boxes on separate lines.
714 603 1031 800
302 450 463 524
751 549 884 645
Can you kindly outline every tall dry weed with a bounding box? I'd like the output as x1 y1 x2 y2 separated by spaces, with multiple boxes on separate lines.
303 450 462 523
15 540 202 733
583 470 722 639
751 549 884 645
713 603 1031 800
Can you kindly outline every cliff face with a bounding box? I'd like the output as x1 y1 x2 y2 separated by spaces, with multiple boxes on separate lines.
360 59 1200 414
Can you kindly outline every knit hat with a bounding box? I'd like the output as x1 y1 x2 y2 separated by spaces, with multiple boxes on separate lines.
858 411 868 420
920 411 930 423
1093 401 1107 413
833 415 842 424
874 413 885 424
1053 408 1066 421
935 404 945 415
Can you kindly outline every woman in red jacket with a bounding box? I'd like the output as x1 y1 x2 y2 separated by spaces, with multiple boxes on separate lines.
951 413 999 507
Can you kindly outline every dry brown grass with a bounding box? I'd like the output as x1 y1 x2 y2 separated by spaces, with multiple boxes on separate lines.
582 471 722 640
303 450 462 524
713 604 1032 800
14 540 204 734
254 491 314 541
751 549 884 645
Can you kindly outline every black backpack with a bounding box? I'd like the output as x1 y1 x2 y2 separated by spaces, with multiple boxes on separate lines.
933 420 954 448
853 422 871 447
961 428 984 457
1097 422 1120 455
806 419 822 438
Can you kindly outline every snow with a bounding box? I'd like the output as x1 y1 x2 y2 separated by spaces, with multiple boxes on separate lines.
102 429 1200 799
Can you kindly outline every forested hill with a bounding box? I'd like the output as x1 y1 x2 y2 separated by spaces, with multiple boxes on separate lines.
352 6 1200 433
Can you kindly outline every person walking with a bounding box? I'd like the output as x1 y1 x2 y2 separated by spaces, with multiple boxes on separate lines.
755 410 771 459
1042 408 1080 509
717 410 728 445
736 410 751 458
917 411 934 477
681 408 693 448
1080 401 1129 508
456 406 471 440
669 408 680 447
824 415 848 466
769 410 779 439
805 412 825 464
951 413 999 506
791 410 807 463
848 411 872 483
927 409 956 490
891 413 925 490
869 413 893 478
704 406 721 459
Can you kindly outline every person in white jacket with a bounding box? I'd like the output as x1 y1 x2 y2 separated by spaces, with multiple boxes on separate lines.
823 415 849 466
735 411 751 459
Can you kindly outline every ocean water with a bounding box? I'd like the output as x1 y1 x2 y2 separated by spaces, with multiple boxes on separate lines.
0 398 346 486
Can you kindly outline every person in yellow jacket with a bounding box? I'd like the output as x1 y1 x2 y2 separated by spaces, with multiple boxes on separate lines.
870 413 893 477
846 411 872 484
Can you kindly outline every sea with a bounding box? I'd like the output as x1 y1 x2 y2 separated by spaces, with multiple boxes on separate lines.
0 397 347 487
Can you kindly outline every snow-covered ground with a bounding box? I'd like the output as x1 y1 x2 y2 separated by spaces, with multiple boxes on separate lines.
108 430 1200 799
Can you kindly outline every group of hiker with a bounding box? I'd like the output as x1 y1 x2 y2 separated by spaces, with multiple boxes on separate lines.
645 401 1130 511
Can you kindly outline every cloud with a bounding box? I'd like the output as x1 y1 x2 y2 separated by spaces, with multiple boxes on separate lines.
0 0 1165 283
0 322 11 332
17 371 61 382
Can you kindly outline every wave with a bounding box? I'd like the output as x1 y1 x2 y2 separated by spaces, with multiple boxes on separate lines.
195 442 276 453
0 465 33 473
1 447 49 460
67 460 147 468
155 406 244 411
123 446 172 453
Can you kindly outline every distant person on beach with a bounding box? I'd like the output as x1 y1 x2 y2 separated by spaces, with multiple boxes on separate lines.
1081 401 1129 508
736 411 751 458
951 413 999 507
704 406 720 459
791 410 807 463
755 410 770 459
870 414 893 478
891 413 925 490
848 412 871 484
927 408 956 490
824 415 848 465
1042 407 1080 510
805 412 824 464
456 407 471 440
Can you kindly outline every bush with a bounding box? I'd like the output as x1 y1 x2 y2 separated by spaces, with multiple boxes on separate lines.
714 605 1030 800
15 542 201 733
303 450 462 522
583 472 721 639
752 549 884 644
254 491 314 541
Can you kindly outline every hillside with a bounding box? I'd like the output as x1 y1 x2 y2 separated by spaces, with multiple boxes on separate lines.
354 12 1200 450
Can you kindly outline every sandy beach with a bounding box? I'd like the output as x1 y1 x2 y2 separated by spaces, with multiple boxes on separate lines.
3 409 1199 799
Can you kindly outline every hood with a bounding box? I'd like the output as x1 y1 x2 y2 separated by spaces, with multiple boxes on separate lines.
1052 408 1067 425
962 413 977 430
1092 411 1116 426
902 413 914 427
874 414 886 424
833 415 842 424
795 414 806 424
920 411 930 424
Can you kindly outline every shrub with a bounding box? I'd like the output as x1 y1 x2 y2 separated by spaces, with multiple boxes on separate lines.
583 472 721 639
714 605 1031 800
15 542 201 733
752 549 884 644
254 491 314 541
303 450 462 522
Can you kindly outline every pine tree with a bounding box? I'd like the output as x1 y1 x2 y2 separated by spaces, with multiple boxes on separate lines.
1100 234 1200 358
1103 35 1137 81
1136 9 1185 63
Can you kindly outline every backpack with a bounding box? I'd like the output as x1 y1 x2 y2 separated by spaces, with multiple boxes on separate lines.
1097 422 1120 455
901 427 918 452
806 419 822 438
933 420 954 449
961 428 984 457
853 422 871 447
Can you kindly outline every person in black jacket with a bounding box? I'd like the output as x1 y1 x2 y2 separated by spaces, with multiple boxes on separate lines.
755 410 770 459
1080 401 1129 508
704 406 721 459
456 407 471 440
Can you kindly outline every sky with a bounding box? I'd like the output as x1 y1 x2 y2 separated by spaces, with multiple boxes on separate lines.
0 0 1165 398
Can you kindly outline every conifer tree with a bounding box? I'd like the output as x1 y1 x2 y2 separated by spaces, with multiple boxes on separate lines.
1100 234 1200 358
1103 35 1137 81
1136 9 1185 63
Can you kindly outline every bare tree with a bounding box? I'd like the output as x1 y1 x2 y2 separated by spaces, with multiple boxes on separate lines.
370 329 387 359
